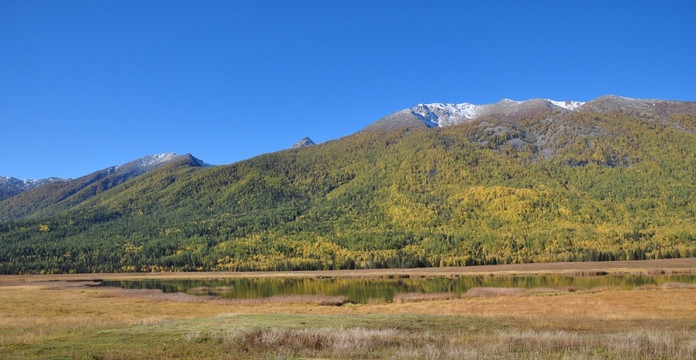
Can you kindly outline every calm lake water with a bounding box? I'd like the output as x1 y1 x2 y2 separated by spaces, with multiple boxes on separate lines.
101 274 696 304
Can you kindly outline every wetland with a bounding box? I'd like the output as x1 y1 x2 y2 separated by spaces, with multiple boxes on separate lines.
102 273 696 303
3 258 696 359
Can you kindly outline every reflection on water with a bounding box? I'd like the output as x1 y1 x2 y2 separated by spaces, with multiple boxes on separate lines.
102 274 696 304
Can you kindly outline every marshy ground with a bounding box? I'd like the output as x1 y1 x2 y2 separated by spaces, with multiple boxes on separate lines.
2 258 696 359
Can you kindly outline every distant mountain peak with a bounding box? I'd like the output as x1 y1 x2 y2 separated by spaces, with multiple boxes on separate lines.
113 152 212 174
140 152 179 165
292 137 316 149
0 175 65 183
114 153 178 172
0 176 65 201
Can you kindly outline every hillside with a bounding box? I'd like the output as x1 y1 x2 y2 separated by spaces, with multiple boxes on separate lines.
0 153 207 221
1 97 696 273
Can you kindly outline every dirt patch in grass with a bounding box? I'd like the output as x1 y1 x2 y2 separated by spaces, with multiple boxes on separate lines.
464 287 528 297
393 292 456 302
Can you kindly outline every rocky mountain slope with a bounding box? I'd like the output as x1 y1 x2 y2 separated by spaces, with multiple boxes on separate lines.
365 95 696 163
291 137 316 149
365 95 696 132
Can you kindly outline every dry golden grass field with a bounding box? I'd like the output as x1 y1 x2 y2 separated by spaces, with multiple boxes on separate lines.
2 258 696 359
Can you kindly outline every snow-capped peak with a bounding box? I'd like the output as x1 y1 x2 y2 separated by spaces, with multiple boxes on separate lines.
0 175 64 186
0 175 64 200
138 153 179 167
411 102 482 127
114 153 180 172
407 98 586 128
108 152 213 175
546 99 585 111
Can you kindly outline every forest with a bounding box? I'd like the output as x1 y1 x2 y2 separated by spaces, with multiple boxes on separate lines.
1 110 695 274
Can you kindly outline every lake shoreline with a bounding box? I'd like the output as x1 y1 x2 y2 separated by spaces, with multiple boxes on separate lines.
2 257 696 285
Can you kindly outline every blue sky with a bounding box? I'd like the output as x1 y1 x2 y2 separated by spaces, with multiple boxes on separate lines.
1 0 695 179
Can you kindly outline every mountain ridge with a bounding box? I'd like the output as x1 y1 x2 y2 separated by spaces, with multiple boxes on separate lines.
0 153 208 221
364 95 696 132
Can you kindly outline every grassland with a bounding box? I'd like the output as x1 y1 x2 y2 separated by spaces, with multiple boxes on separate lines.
2 259 696 359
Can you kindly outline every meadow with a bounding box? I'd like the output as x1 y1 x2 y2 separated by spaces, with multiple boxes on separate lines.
2 258 696 359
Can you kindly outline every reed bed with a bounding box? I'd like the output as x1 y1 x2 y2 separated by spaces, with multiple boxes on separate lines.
175 326 696 359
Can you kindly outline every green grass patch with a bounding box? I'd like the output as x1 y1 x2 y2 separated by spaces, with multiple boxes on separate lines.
6 314 696 359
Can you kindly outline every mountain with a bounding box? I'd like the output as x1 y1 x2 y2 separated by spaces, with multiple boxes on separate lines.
0 153 208 221
364 98 582 131
364 95 696 163
0 176 64 201
364 95 696 132
1 95 695 274
291 137 316 149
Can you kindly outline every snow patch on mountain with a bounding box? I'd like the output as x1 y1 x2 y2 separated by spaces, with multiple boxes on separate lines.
408 98 585 128
136 153 179 168
547 99 585 111
411 103 482 127
114 153 181 172
0 176 65 187
0 176 65 200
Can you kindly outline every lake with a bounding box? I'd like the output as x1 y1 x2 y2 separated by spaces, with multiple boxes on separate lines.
101 274 696 304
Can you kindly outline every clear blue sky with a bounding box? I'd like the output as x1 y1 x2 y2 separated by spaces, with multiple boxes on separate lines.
2 0 695 179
